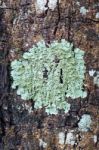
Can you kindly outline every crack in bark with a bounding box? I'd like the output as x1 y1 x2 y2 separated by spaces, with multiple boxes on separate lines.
53 0 60 35
0 9 14 142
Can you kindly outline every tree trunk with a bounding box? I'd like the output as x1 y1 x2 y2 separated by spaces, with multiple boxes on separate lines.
0 0 99 149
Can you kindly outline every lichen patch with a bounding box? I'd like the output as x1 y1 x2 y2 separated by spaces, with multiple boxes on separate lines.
11 39 87 115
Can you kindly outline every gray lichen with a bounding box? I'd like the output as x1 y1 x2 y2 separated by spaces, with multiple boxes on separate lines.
78 114 92 132
48 0 58 10
11 39 87 114
66 131 76 145
35 0 59 13
80 6 89 15
35 0 47 14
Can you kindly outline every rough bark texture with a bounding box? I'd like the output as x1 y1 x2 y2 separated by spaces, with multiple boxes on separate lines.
0 0 99 149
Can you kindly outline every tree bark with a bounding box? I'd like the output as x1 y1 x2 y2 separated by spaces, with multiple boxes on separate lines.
0 0 99 149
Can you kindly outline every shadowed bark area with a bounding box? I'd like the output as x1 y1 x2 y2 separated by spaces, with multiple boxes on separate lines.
0 0 99 149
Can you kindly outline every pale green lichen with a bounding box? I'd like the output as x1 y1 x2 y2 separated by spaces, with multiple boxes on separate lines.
11 39 87 114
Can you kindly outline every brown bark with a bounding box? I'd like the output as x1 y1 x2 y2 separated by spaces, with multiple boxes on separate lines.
0 0 99 149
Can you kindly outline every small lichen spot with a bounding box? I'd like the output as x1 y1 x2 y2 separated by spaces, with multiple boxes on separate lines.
80 6 89 15
78 114 92 132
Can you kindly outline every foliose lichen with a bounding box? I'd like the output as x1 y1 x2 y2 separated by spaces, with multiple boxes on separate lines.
11 39 87 114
